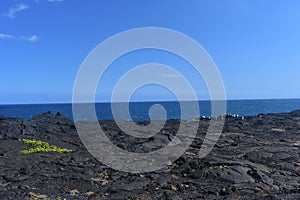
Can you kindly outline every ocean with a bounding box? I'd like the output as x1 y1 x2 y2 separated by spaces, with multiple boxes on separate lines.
1 99 300 121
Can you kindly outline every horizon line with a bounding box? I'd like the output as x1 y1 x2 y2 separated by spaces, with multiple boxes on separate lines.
1 97 300 106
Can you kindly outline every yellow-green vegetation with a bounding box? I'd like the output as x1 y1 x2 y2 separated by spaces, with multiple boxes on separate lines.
171 185 178 191
19 138 72 155
139 174 145 178
28 191 66 200
90 172 109 186
28 192 48 200
209 164 229 169
255 165 270 173
188 118 200 122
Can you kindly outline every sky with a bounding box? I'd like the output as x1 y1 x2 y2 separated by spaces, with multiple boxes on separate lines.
0 0 300 104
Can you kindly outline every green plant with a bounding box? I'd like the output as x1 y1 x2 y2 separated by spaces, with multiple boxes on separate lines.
139 174 145 178
255 165 270 173
188 118 200 122
28 192 49 200
98 172 109 179
19 138 72 154
90 172 110 185
209 164 229 169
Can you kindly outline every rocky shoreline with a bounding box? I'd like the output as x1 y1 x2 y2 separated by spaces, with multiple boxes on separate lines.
1 110 300 199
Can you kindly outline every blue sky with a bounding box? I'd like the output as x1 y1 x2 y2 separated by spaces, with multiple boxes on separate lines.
0 0 300 104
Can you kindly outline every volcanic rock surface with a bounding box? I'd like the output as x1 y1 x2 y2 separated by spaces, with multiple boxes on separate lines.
0 110 300 199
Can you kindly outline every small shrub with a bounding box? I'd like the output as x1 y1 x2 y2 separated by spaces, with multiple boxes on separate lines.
19 138 72 154
209 164 229 169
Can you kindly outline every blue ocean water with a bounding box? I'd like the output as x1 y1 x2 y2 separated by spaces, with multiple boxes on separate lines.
1 99 300 121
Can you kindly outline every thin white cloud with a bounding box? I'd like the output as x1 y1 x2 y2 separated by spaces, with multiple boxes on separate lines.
47 0 64 2
0 33 39 42
3 3 30 19
160 74 181 78
34 0 64 3
0 33 14 39
27 35 39 42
